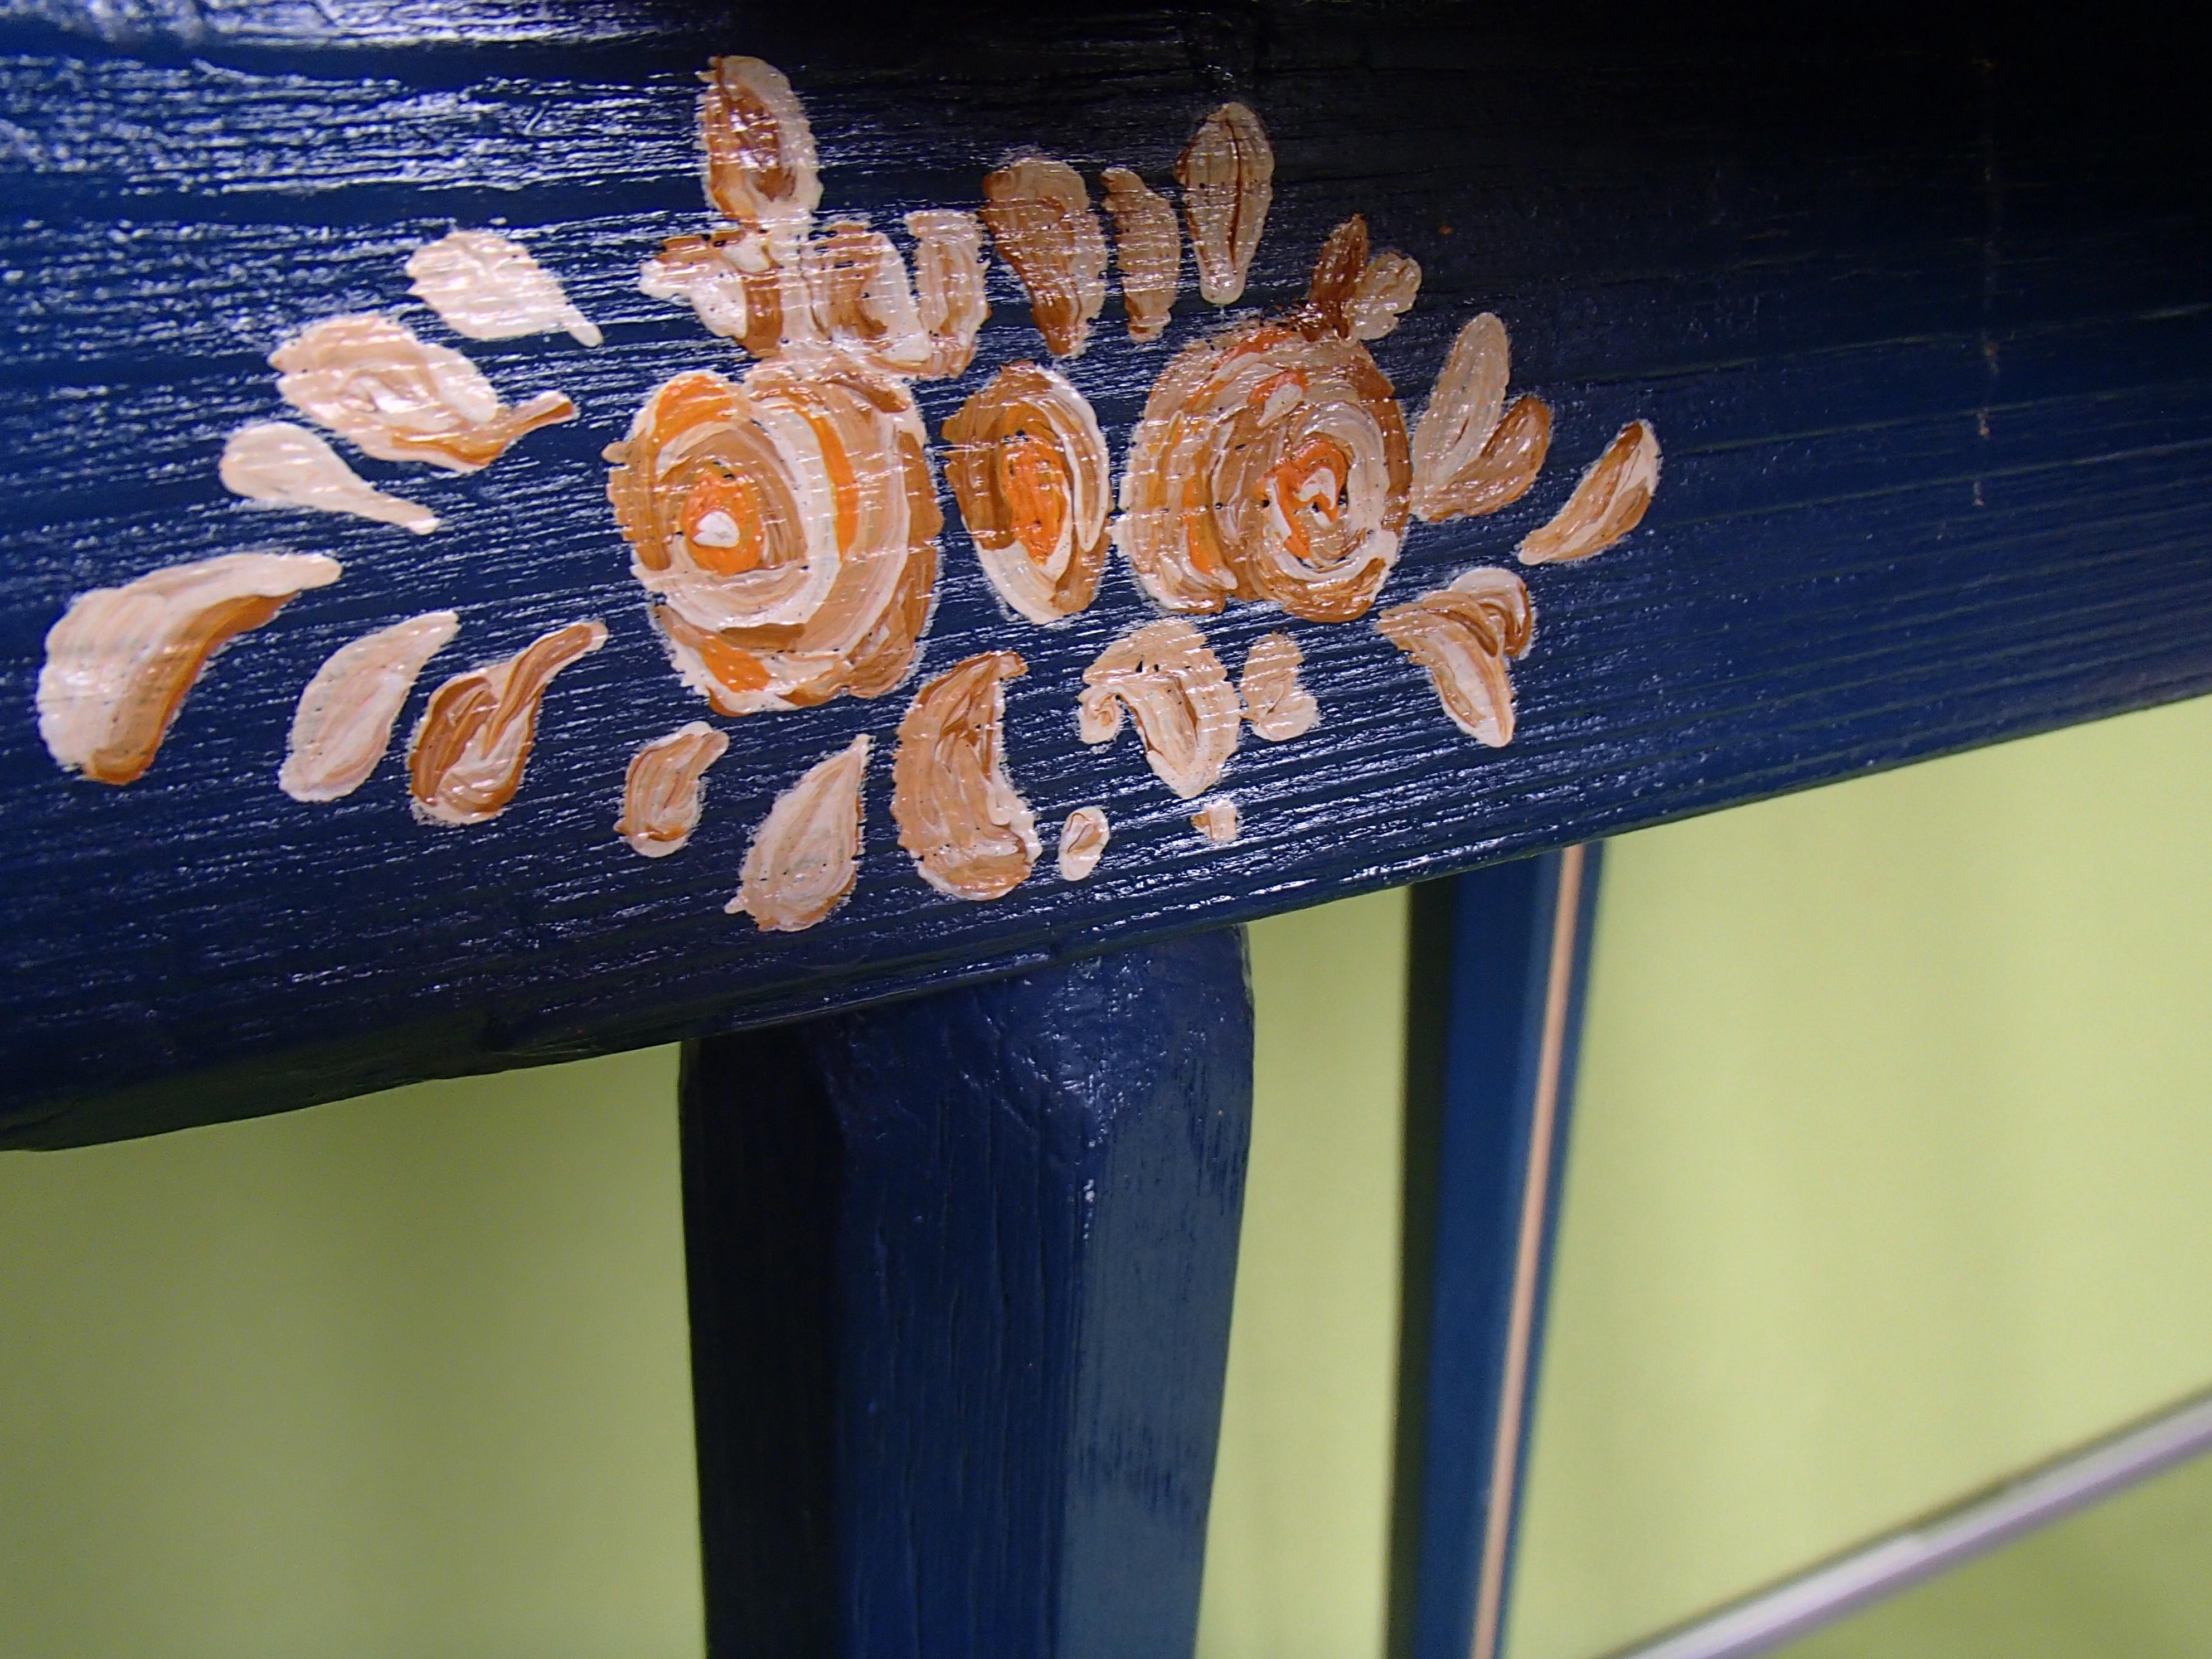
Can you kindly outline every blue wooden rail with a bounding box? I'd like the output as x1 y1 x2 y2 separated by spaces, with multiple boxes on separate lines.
5 6 2208 1656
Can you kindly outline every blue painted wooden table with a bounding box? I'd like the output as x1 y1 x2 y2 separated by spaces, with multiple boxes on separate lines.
4 5 2206 1655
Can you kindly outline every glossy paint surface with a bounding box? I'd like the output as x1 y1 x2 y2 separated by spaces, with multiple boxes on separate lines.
6 6 2212 1141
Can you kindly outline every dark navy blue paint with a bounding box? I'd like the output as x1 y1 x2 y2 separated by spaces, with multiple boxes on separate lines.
5 8 2212 1143
1391 850 1604 1659
680 926 1251 1659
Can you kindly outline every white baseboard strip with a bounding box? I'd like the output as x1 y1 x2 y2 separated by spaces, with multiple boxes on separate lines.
1603 1386 2212 1659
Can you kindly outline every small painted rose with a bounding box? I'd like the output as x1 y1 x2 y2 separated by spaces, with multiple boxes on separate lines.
606 364 940 716
942 362 1112 625
1116 318 1413 622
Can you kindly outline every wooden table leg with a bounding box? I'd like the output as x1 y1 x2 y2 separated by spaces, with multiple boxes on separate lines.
1391 847 1605 1659
680 928 1254 1658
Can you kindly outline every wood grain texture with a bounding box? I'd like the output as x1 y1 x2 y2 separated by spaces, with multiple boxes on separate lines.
680 926 1251 1658
5 4 2212 1143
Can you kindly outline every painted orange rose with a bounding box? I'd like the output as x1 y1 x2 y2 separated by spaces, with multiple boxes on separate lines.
605 363 939 716
942 362 1111 625
1115 317 1412 622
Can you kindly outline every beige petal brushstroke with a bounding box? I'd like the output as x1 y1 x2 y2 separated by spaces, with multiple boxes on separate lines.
892 652 1040 900
905 210 991 379
1058 806 1109 881
638 230 788 353
1519 420 1662 565
805 220 933 375
730 735 871 930
1412 313 1551 522
1303 217 1419 343
1348 250 1422 342
1239 632 1318 741
280 610 459 802
618 721 730 858
1191 797 1240 843
407 619 605 825
1176 102 1273 305
1377 567 1535 747
979 155 1110 358
273 315 575 473
220 422 439 534
701 55 822 252
405 229 601 346
1100 167 1180 341
1078 618 1241 799
38 552 342 786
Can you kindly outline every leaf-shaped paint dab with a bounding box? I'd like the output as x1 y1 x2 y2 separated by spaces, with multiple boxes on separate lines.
1058 806 1110 881
406 230 600 346
700 56 821 253
38 552 342 785
1191 797 1240 843
1519 420 1661 564
1078 619 1241 799
892 652 1040 900
1411 313 1551 522
1239 633 1318 741
618 722 730 858
905 210 991 379
979 156 1110 358
730 735 869 930
221 423 438 534
1100 168 1180 342
407 620 605 826
273 315 575 473
281 611 459 802
1176 103 1273 305
1376 568 1535 747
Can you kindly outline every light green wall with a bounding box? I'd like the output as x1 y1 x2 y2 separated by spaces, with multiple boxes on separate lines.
1196 889 1409 1659
1775 1427 2212 1658
0 1047 701 1659
1509 691 2212 1657
10 693 2212 1656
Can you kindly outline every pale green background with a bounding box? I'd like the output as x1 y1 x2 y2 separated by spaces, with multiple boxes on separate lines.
8 695 2212 1655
